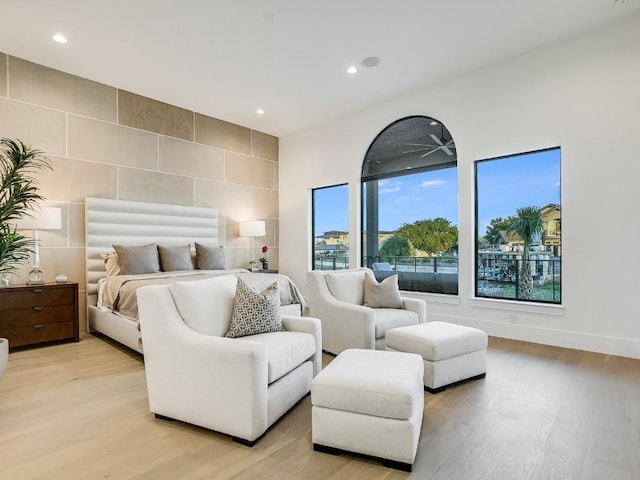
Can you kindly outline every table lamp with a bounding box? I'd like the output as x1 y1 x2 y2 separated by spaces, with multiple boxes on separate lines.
16 206 62 285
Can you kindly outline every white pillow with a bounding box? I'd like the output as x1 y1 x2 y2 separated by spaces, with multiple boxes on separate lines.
168 274 237 336
325 270 366 305
364 272 403 309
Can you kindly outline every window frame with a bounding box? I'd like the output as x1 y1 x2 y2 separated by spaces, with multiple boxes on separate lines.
360 115 459 294
311 183 349 271
474 146 562 305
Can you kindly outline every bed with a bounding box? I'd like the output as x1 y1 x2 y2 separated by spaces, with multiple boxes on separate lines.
85 197 304 353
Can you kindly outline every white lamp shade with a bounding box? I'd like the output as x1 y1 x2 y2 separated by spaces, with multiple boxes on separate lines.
15 206 62 231
238 220 266 237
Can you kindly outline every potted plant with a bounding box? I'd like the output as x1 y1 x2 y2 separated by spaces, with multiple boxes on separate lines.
0 138 51 282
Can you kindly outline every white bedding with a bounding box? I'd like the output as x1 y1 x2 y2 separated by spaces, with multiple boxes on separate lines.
96 269 305 320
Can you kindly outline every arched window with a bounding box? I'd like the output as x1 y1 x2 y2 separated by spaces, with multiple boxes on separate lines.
362 116 458 294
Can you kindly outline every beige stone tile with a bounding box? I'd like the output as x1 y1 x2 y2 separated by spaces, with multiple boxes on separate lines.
10 247 84 288
273 219 279 249
224 247 252 270
9 57 116 122
252 130 279 161
0 52 6 97
38 156 117 203
68 115 158 169
194 179 252 216
195 114 251 154
0 98 66 156
263 218 277 250
118 167 194 206
274 162 279 191
118 90 193 141
68 203 85 248
224 216 253 249
225 152 275 189
159 136 224 181
252 188 279 219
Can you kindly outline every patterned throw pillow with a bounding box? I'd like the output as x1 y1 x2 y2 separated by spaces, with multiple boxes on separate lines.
225 278 283 338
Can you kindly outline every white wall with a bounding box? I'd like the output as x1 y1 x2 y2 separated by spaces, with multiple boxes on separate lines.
279 14 640 359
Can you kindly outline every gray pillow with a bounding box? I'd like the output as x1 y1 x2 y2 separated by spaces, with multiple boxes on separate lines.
112 243 160 275
225 278 283 338
158 244 193 272
195 243 225 270
364 272 403 309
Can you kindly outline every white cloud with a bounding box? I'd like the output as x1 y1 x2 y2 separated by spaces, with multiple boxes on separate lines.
419 179 445 188
380 186 401 194
394 196 410 203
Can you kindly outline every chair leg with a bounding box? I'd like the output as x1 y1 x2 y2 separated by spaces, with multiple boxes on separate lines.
232 434 263 447
154 413 174 421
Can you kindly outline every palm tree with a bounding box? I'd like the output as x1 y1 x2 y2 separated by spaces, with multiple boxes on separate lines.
0 138 51 276
507 206 543 300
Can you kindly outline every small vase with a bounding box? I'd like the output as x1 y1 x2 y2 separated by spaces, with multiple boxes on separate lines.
261 260 269 270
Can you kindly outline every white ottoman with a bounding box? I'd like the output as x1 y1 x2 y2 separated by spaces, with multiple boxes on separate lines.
311 349 424 472
386 322 488 393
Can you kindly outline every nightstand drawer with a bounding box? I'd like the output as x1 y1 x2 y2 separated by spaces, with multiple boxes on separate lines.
0 287 75 310
0 282 79 348
0 322 75 348
0 305 75 328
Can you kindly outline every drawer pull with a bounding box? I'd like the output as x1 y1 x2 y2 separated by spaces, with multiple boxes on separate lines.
33 306 44 311
33 323 45 329
32 288 44 294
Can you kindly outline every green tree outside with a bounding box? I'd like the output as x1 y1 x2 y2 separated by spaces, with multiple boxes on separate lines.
397 217 458 255
484 215 517 244
378 235 413 262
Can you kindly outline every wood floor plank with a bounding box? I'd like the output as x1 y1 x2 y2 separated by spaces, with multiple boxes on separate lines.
1 334 639 479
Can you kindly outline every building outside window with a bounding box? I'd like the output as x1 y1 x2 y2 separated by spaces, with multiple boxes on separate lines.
312 184 349 270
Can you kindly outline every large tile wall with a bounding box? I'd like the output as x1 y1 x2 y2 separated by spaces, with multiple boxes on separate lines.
0 53 279 332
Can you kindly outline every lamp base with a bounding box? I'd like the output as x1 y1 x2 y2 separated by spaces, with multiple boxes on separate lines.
27 267 45 285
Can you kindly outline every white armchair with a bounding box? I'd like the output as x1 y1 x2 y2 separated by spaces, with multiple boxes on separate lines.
137 275 322 445
307 268 426 355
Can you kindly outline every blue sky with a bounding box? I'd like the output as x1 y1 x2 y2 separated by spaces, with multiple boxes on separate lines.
314 148 561 236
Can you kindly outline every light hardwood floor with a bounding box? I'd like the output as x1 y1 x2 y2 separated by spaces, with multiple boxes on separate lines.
0 334 639 480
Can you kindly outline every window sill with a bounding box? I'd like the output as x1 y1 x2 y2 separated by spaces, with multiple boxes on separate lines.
401 291 461 305
469 297 564 316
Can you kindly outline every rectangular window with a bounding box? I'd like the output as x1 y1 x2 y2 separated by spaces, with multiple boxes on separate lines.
312 184 349 270
475 147 561 304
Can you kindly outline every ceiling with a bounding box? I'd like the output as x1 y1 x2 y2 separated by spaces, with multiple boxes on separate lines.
0 1 638 137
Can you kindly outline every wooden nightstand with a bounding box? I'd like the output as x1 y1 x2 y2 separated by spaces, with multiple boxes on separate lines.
0 282 79 348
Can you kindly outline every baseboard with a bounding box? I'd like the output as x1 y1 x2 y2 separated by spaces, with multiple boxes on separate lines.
425 313 640 360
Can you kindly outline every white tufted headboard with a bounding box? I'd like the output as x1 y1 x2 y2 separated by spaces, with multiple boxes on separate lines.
85 197 219 304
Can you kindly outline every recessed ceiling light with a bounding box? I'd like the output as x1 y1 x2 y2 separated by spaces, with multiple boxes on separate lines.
430 121 438 126
361 57 380 68
52 34 67 44
347 66 357 74
256 108 265 115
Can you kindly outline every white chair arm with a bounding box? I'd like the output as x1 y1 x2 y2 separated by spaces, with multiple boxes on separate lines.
281 315 322 376
319 300 376 352
402 297 427 323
